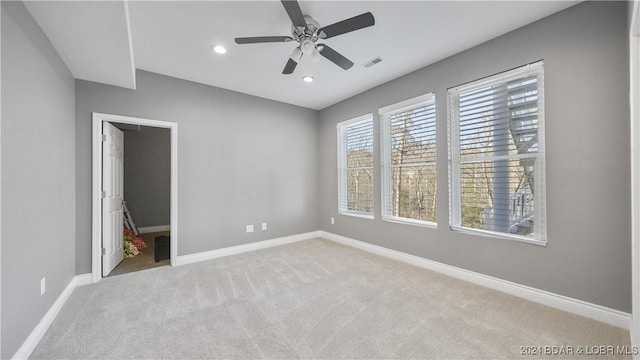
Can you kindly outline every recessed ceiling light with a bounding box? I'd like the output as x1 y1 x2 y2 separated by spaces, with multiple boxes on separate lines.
212 45 227 55
302 76 314 83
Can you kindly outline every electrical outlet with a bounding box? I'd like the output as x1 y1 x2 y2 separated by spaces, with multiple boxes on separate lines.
262 223 267 231
246 225 254 233
40 277 46 296
331 217 335 225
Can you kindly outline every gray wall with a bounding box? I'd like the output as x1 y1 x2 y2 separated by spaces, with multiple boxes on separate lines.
0 3 630 356
120 125 170 228
318 1 631 312
1 2 76 358
75 70 319 274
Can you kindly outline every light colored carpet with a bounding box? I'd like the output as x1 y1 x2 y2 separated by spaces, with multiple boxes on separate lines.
31 238 629 359
109 231 170 277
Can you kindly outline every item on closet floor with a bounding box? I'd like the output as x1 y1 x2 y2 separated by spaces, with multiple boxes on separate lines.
122 200 140 236
155 236 170 262
126 229 146 250
123 229 146 258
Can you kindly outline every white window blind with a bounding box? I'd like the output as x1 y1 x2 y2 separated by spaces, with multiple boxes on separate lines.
448 62 546 244
337 114 374 217
380 94 437 225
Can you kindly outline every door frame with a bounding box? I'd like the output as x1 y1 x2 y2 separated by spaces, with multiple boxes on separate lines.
630 0 639 354
91 112 178 283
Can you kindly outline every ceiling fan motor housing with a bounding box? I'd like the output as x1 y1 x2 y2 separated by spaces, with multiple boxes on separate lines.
292 15 320 44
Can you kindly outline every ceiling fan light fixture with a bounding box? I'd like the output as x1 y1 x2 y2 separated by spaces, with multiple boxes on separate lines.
212 45 227 54
300 39 315 55
290 47 302 61
310 48 321 63
302 76 314 83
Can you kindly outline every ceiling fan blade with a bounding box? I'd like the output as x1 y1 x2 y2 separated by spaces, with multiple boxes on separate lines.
283 47 302 74
282 58 298 74
317 44 353 70
281 0 306 28
235 36 293 44
318 12 375 39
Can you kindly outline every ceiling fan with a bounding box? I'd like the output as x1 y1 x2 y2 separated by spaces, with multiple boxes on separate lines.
234 0 375 75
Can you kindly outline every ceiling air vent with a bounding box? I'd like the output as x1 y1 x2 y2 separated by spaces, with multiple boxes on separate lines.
363 57 382 68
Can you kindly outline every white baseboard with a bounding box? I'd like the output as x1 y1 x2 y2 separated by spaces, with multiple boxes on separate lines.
175 231 322 266
12 274 91 360
13 230 631 360
137 225 170 234
73 273 93 287
14 231 322 359
318 231 631 330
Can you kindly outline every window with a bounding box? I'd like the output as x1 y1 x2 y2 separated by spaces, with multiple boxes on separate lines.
337 114 374 218
380 94 437 225
448 62 546 244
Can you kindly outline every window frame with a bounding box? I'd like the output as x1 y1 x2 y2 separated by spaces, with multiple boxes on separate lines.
448 62 547 246
337 113 375 219
379 93 437 228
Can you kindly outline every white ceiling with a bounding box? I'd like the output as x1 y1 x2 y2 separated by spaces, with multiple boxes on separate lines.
24 1 136 89
25 1 578 110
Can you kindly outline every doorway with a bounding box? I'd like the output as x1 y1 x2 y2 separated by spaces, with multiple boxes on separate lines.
109 123 171 276
91 113 178 283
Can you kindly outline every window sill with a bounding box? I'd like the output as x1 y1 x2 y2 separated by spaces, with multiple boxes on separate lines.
382 216 437 229
451 226 547 247
339 211 374 220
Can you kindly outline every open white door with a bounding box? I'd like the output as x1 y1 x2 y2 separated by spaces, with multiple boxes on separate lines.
102 122 124 276
92 113 178 283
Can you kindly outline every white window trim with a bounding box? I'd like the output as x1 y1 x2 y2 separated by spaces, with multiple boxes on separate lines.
448 61 547 245
379 93 437 227
341 211 375 220
379 93 435 115
448 62 543 94
337 113 374 219
383 215 437 229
